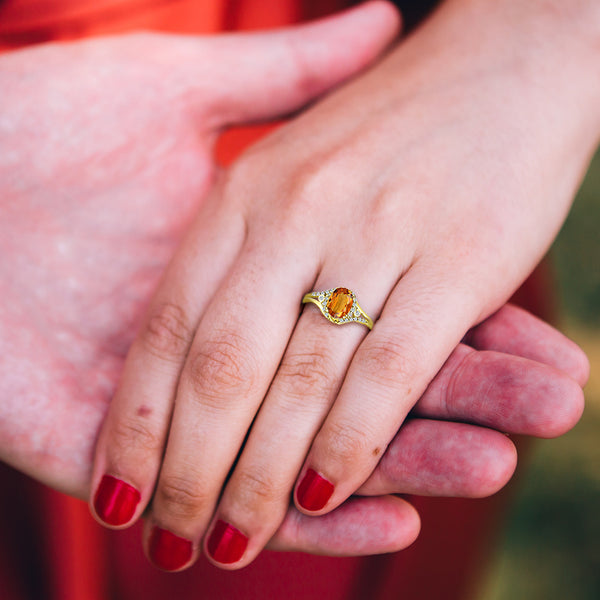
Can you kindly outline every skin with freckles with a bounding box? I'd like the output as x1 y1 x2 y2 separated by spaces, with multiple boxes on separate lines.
0 0 592 570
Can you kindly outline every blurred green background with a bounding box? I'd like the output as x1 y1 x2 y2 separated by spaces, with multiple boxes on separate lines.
478 152 600 599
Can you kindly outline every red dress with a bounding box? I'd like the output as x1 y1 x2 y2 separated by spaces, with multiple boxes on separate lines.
0 1 552 598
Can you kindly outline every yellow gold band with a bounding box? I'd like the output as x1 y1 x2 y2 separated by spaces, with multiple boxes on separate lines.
302 287 373 330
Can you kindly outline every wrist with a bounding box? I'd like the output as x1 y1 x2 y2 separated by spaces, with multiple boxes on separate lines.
512 0 600 151
386 0 600 151
466 0 600 142
521 0 600 97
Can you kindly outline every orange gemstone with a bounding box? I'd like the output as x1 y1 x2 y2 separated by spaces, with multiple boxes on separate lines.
327 288 353 319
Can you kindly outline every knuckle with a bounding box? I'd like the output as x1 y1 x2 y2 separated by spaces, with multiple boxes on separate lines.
245 154 340 248
322 419 373 467
280 151 346 222
276 150 341 218
369 187 397 222
359 338 419 389
156 474 209 521
284 157 328 203
233 467 283 509
277 350 337 403
141 302 193 362
184 332 259 407
110 415 162 456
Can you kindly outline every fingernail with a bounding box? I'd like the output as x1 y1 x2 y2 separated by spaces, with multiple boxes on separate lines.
93 475 140 526
296 468 334 511
148 526 193 571
207 520 248 564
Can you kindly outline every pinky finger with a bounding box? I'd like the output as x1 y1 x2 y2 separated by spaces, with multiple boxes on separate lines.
268 495 420 556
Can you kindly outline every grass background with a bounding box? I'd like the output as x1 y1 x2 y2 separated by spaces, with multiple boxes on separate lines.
477 152 600 599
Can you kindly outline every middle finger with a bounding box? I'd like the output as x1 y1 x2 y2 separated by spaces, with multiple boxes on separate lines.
144 239 314 570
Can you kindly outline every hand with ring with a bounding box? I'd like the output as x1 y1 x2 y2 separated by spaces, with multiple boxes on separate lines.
89 0 597 571
2 3 586 545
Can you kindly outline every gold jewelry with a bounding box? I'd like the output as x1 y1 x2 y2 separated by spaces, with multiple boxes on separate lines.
302 287 373 329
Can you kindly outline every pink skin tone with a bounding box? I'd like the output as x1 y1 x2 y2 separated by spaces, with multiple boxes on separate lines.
89 0 598 571
0 2 401 495
0 0 591 570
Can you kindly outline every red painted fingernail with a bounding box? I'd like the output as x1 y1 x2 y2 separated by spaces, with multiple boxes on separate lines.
207 520 248 564
93 475 140 526
148 526 193 571
296 468 334 511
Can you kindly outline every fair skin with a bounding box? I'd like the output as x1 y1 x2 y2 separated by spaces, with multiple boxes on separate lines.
0 0 590 568
85 0 599 570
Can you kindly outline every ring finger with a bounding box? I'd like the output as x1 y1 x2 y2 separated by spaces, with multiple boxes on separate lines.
293 262 478 516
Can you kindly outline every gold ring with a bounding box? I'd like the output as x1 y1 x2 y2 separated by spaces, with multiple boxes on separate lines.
302 287 373 329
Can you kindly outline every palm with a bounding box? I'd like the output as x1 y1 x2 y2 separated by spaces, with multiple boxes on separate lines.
0 40 213 495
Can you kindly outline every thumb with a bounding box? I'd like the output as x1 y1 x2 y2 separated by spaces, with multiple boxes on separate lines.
187 1 401 126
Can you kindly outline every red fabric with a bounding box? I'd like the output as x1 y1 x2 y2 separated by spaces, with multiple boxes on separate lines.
0 1 553 598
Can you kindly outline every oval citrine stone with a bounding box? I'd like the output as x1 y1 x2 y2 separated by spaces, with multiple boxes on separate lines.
327 288 354 319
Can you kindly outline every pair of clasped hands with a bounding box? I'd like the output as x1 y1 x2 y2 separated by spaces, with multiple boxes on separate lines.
1 0 594 573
